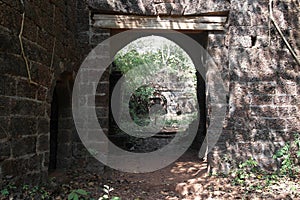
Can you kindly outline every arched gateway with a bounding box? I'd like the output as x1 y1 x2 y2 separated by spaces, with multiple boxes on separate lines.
0 0 298 183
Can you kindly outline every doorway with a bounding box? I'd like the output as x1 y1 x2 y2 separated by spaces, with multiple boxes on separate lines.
49 72 74 172
107 31 208 153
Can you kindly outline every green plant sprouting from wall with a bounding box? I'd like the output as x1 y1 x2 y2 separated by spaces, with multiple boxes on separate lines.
217 133 300 192
273 133 300 177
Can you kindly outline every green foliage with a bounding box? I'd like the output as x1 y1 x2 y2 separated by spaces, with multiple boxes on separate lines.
1 188 9 196
0 183 122 200
114 49 160 74
31 185 49 199
165 119 179 127
264 173 278 187
1 184 16 197
232 158 259 185
1 184 50 199
68 189 89 200
133 86 155 102
114 43 195 80
129 85 155 126
114 37 196 92
273 133 300 177
239 157 259 170
221 133 300 195
114 37 197 128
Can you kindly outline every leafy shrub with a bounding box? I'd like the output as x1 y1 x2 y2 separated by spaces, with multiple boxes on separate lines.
273 133 300 177
68 189 89 200
0 184 50 199
232 158 259 185
129 85 155 126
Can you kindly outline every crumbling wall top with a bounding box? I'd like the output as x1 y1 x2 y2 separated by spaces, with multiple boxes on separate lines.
88 0 230 16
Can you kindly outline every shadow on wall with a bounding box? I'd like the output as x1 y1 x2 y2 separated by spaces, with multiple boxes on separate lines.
212 1 300 172
49 72 74 172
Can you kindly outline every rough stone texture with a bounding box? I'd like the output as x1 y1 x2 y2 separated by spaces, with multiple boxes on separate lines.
0 0 95 184
208 0 300 172
0 0 299 184
88 0 230 15
87 0 299 173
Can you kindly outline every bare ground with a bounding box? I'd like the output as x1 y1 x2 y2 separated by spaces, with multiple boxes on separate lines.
100 149 300 200
2 149 299 199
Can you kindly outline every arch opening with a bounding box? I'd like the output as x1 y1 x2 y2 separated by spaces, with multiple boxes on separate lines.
107 33 207 154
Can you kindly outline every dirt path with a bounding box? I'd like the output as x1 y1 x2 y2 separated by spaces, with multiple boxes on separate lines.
45 149 299 200
102 149 209 200
100 149 300 200
44 149 211 200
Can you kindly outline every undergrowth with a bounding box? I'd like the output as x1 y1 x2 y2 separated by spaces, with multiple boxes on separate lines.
217 133 300 195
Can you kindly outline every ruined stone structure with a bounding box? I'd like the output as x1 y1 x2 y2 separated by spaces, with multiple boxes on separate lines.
0 0 299 183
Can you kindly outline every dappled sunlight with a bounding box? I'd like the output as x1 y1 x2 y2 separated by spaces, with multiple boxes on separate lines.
170 161 207 176
172 175 240 200
172 174 300 200
1 0 300 199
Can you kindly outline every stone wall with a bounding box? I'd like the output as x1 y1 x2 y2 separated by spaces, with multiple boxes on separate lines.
208 0 300 172
0 0 299 184
88 0 299 172
0 0 92 184
88 0 230 15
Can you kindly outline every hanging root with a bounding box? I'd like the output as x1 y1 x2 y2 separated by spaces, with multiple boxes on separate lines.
19 0 39 86
269 0 300 71
50 5 57 71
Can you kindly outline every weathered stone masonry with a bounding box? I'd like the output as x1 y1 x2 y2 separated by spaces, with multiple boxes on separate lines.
0 0 88 184
0 0 299 184
74 0 300 172
210 0 300 172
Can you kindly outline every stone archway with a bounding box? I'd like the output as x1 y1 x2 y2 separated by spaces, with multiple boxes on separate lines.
78 0 230 171
91 9 227 152
109 32 207 151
